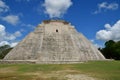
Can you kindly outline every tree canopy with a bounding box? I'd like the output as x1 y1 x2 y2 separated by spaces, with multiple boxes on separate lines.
99 40 120 60
0 45 13 59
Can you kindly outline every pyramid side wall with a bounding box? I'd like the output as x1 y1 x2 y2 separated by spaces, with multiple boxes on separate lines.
4 21 105 62
73 32 105 60
4 31 44 60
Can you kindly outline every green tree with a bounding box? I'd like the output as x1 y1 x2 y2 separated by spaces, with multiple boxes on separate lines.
104 40 115 59
113 41 120 60
0 45 13 59
99 40 120 60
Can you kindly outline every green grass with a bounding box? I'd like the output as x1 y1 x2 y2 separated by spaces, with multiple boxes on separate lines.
0 61 120 80
72 61 120 80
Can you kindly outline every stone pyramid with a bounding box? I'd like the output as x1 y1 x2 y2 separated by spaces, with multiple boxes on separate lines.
4 20 105 63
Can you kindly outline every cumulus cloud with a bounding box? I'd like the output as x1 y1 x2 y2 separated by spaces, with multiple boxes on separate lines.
0 24 5 38
43 0 72 18
0 24 21 47
0 1 20 26
0 41 10 46
90 39 102 48
1 15 20 25
94 2 118 14
0 0 9 13
0 41 18 47
4 31 21 41
96 20 120 41
10 42 19 47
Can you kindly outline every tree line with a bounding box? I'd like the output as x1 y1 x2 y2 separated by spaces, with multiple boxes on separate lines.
99 40 120 60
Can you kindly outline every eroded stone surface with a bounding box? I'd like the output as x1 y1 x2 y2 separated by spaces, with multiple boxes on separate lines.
4 20 105 63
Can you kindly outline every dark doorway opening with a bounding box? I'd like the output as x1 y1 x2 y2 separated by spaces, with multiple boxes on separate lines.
56 29 58 32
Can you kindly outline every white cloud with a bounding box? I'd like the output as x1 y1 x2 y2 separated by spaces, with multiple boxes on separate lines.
94 44 101 48
5 34 16 41
0 1 20 26
96 20 120 41
90 39 102 48
0 41 10 46
43 0 72 18
4 31 21 41
0 41 19 47
10 42 19 47
14 31 22 37
0 24 6 38
94 2 118 14
0 24 21 47
2 15 20 25
0 0 9 13
21 23 35 29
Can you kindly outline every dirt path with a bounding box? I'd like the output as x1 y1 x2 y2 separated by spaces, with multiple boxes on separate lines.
66 74 96 80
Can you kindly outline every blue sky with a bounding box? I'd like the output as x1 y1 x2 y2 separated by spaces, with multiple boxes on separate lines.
0 0 120 47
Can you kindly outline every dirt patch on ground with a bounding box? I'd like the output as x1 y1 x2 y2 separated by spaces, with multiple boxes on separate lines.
0 67 17 73
24 70 99 80
66 74 96 80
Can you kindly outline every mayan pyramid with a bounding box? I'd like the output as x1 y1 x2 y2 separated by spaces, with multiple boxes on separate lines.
4 20 105 63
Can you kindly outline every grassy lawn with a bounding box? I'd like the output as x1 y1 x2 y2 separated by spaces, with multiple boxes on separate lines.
0 61 120 80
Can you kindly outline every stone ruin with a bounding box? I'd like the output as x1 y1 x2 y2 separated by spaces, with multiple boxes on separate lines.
3 20 105 64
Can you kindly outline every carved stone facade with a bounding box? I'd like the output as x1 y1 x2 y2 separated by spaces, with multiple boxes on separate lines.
4 20 105 63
